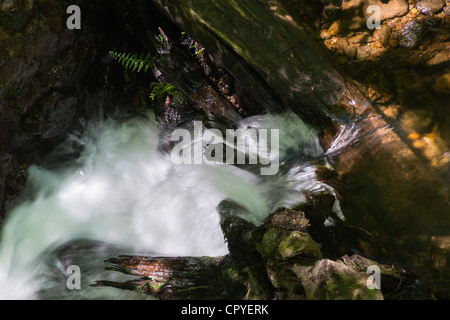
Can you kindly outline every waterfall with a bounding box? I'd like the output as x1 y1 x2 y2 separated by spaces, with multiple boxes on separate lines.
0 109 341 299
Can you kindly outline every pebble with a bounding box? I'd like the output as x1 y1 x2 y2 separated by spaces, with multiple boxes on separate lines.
342 0 409 22
379 0 410 20
383 105 399 118
328 20 342 36
416 0 445 15
320 30 331 39
334 38 350 51
343 46 357 59
373 25 392 46
356 46 371 60
348 33 370 44
399 21 426 48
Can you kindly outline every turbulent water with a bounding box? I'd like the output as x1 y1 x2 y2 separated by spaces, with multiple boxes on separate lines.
0 110 345 299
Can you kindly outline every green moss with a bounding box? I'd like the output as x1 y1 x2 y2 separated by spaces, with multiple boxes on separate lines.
330 272 361 299
278 231 323 260
257 227 280 258
309 269 383 300
133 284 145 295
366 288 383 300
223 265 241 282
145 280 167 293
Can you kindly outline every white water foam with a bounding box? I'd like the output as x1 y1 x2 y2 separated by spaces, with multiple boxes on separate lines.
0 110 338 299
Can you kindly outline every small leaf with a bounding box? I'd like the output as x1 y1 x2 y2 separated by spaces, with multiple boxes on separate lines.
138 61 144 72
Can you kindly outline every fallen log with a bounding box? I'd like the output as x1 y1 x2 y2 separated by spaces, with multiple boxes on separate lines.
91 256 230 299
92 204 416 300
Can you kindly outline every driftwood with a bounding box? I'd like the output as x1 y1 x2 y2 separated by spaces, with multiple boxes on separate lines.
91 256 228 299
92 212 273 299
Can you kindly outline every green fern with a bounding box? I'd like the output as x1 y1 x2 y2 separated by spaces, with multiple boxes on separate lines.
109 50 185 107
149 81 185 107
109 51 156 73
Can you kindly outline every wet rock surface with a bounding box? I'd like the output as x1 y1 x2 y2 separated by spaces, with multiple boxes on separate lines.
245 204 415 300
399 20 427 48
0 0 168 217
416 0 445 14
318 0 450 175
373 24 392 45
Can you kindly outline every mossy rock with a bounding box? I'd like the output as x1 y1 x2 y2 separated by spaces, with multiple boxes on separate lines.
257 227 280 258
265 207 310 232
256 208 311 259
292 259 384 300
278 231 323 260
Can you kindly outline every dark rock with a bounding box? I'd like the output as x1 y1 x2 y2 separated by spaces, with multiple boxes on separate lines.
0 153 18 216
0 0 154 218
399 21 427 48
150 0 367 129
416 0 445 15
323 3 342 21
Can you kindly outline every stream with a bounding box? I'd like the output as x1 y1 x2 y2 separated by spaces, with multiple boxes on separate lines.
0 109 344 299
0 0 448 300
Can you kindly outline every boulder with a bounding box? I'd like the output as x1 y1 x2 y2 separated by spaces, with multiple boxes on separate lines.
292 259 383 300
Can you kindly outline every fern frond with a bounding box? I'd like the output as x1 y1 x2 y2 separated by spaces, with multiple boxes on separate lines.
109 51 156 73
149 81 185 107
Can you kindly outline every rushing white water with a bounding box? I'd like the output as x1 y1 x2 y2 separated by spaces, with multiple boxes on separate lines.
0 110 341 299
